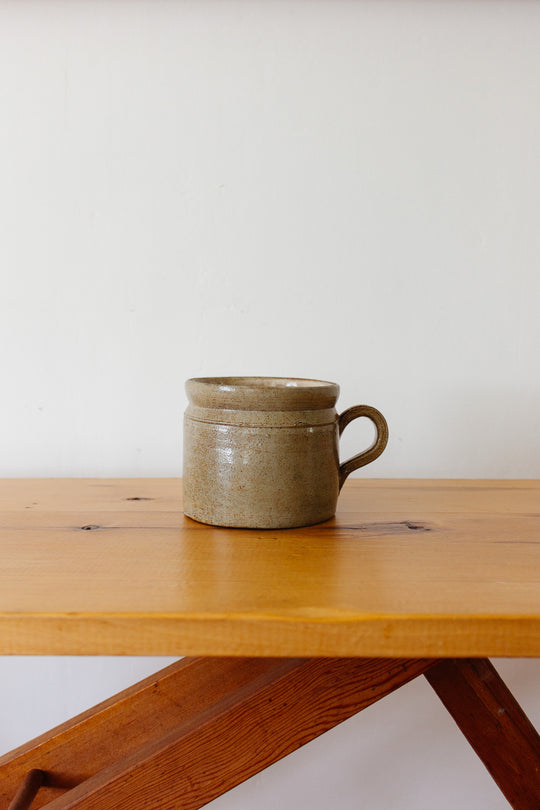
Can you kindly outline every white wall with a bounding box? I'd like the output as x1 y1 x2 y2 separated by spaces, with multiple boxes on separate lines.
0 1 539 807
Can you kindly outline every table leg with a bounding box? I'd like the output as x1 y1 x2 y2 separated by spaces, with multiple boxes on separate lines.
4 657 537 810
0 657 434 809
425 658 540 810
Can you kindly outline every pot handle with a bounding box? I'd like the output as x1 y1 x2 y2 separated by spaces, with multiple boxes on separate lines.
338 405 388 490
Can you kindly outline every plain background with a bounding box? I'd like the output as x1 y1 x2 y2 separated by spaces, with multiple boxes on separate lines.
1 1 539 807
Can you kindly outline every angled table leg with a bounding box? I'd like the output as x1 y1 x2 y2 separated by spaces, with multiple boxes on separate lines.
0 656 435 810
425 658 540 810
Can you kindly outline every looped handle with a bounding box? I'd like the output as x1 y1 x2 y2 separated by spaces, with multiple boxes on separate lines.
338 405 388 490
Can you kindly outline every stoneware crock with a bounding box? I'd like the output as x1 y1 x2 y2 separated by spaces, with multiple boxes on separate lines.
183 376 388 529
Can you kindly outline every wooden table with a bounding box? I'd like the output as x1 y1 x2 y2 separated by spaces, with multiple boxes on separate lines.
0 479 538 809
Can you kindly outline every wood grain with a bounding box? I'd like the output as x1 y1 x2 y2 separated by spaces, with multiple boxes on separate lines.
27 657 435 810
426 659 540 810
0 658 285 807
0 479 539 656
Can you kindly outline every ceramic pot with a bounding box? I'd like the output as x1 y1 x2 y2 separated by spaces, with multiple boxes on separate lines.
183 376 388 529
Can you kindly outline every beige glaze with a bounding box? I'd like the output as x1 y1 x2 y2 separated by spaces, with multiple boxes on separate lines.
183 377 388 528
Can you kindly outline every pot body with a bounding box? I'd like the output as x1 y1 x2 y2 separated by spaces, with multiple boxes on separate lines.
183 377 341 529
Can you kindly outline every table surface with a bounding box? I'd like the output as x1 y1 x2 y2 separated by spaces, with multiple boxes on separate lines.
0 478 538 657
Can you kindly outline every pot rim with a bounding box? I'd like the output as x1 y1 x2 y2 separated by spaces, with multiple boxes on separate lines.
186 376 340 411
